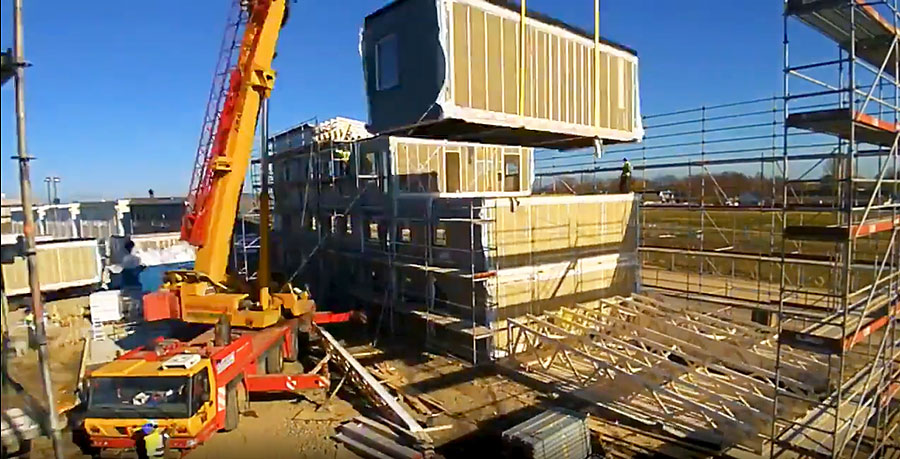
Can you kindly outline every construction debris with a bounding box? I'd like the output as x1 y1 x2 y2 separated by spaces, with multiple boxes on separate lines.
1 407 41 455
315 325 433 448
369 362 448 418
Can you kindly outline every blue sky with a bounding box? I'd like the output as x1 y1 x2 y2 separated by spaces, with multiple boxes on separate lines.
1 1 824 200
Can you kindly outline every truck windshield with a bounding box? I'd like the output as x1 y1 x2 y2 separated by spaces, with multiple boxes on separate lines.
86 376 191 419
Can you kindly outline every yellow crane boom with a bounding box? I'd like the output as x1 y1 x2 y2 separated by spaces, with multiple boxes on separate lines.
145 0 313 329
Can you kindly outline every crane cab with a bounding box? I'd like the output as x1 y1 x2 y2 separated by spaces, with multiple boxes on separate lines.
83 354 219 452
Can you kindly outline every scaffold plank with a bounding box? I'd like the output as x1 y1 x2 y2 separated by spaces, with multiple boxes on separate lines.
784 216 899 241
786 0 899 77
851 215 900 238
786 109 899 147
408 310 493 339
779 294 899 355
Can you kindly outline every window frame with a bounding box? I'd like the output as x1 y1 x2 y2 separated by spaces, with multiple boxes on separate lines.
190 367 211 415
368 221 380 241
434 226 447 247
375 34 400 91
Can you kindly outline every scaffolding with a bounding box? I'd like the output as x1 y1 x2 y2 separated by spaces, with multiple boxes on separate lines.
536 97 796 312
391 198 501 364
770 1 900 457
529 2 899 454
271 136 504 364
231 154 265 282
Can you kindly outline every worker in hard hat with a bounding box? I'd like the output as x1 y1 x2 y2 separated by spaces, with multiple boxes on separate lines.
619 157 633 193
140 423 168 458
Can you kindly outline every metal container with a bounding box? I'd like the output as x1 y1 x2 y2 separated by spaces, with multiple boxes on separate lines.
362 0 643 149
502 409 591 459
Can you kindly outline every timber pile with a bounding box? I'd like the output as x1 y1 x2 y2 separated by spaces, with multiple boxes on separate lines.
334 416 425 459
369 362 447 419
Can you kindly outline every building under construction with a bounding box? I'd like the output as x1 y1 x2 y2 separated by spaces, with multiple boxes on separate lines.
261 0 900 456
270 122 639 363
2 0 898 457
269 0 645 364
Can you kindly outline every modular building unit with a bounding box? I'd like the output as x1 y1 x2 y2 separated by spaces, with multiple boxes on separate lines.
362 0 643 149
1 237 102 297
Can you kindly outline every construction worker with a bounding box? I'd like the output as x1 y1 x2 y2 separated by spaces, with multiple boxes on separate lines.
120 240 145 289
334 149 351 177
23 307 36 349
619 157 633 193
120 239 145 319
140 423 168 458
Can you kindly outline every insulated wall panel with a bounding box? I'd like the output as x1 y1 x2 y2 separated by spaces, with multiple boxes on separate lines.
2 239 102 296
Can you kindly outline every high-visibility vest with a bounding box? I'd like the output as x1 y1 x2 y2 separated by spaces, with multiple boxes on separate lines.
622 162 633 176
144 429 166 458
335 149 351 162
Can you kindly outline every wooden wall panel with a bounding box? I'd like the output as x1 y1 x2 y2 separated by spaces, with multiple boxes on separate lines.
486 14 503 113
501 17 518 115
469 7 487 110
452 3 469 108
392 138 532 195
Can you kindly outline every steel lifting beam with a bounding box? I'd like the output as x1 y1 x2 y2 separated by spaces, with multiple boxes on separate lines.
315 324 433 447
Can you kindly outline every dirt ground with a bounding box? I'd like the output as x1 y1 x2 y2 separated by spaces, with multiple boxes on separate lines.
5 297 91 414
8 305 547 459
8 297 723 459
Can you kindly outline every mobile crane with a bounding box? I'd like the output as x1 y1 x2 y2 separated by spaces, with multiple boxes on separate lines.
80 1 351 454
141 0 308 330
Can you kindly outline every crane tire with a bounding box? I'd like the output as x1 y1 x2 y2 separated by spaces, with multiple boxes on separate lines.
266 338 284 374
223 379 243 432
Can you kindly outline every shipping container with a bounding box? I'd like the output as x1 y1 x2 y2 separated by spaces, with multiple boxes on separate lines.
362 0 643 149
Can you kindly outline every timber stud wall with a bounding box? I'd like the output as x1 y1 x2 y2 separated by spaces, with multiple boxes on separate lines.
448 0 637 135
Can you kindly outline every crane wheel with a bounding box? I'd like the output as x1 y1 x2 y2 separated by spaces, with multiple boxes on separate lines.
223 378 244 432
266 338 284 374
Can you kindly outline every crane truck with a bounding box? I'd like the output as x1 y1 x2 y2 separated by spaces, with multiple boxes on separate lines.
80 0 350 454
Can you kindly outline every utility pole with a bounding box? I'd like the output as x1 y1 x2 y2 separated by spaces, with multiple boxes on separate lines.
12 1 65 457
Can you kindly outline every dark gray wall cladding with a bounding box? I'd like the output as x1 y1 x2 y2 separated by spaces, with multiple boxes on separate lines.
362 0 444 132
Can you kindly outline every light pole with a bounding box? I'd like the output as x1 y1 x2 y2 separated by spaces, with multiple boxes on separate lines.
51 176 60 203
43 176 51 205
